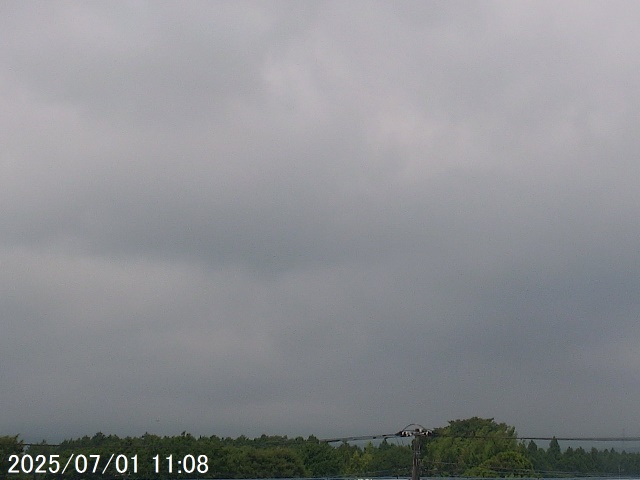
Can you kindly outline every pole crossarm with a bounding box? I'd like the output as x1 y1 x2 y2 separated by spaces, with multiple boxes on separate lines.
321 423 434 443
321 424 433 480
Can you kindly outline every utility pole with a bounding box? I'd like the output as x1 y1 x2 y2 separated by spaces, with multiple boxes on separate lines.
397 425 433 480
321 423 434 480
412 435 421 480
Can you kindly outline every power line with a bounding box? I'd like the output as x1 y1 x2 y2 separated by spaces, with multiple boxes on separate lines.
519 436 640 442
321 433 640 443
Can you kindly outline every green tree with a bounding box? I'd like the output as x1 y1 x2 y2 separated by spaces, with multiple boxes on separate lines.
344 444 374 476
370 439 412 476
293 436 342 476
0 436 24 480
424 417 520 476
465 451 536 477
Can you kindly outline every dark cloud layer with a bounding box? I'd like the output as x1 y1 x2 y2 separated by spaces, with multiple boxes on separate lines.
2 1 640 442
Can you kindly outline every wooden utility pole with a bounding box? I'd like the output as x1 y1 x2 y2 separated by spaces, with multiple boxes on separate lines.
321 423 433 480
398 425 432 480
412 435 421 480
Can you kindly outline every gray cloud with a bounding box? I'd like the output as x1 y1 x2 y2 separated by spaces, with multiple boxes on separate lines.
2 1 640 442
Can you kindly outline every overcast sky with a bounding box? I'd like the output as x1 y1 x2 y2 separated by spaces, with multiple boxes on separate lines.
2 1 640 443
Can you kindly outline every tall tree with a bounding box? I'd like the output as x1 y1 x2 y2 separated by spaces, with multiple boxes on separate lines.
424 417 519 476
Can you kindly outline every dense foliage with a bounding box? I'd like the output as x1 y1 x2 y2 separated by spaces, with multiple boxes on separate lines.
3 418 640 478
424 417 533 477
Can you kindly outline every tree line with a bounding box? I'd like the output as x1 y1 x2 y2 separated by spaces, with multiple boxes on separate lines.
3 418 640 478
